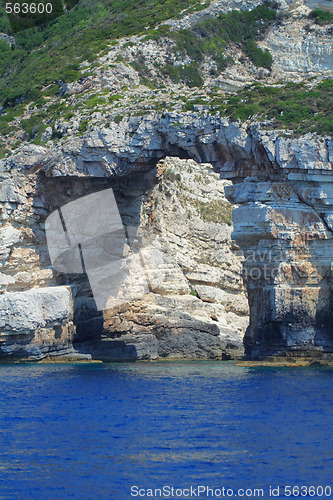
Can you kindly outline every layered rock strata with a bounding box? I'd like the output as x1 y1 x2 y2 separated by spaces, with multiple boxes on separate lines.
91 158 248 361
227 174 333 359
0 287 77 360
1 113 333 361
0 146 248 361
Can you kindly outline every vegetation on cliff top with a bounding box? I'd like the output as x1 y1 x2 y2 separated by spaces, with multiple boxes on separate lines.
173 3 275 68
214 78 333 135
0 0 207 105
147 2 276 85
111 3 276 90
0 1 278 106
0 1 332 157
309 8 333 25
1 77 332 158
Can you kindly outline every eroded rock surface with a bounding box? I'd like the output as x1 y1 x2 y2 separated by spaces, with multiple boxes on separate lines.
94 158 248 361
0 286 78 360
0 148 248 361
1 0 333 361
1 109 333 361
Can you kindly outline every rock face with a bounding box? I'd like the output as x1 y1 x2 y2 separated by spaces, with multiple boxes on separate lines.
1 0 333 361
0 286 77 360
226 130 333 359
92 158 248 361
0 145 248 361
1 110 333 361
42 117 333 361
260 18 333 80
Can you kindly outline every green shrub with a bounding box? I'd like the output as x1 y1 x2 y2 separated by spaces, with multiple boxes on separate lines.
35 97 47 108
0 111 15 123
109 94 122 103
182 97 209 111
235 103 260 120
278 102 313 123
309 8 333 25
0 121 15 136
315 116 333 134
26 88 42 104
21 114 46 139
57 64 82 83
43 84 60 97
245 39 273 69
164 169 181 182
64 112 75 120
197 199 233 225
51 129 63 140
215 79 333 135
47 101 67 119
139 76 157 89
78 120 88 133
85 94 106 108
172 29 205 61
114 114 123 124
183 101 194 111
162 63 203 87
318 78 333 90
0 143 9 159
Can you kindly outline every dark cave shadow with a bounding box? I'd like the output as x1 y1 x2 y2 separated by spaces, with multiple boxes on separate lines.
32 169 158 346
73 338 140 361
32 154 252 359
314 279 333 352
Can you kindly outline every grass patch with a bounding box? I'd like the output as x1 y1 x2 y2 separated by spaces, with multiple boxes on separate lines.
212 79 333 135
309 8 333 25
196 199 233 225
153 1 276 76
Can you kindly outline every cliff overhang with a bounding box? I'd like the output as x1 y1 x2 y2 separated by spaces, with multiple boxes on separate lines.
1 113 332 361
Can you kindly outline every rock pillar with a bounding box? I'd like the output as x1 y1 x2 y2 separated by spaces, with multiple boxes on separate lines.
226 174 333 359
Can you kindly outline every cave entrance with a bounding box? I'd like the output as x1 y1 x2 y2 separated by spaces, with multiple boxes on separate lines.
36 157 249 361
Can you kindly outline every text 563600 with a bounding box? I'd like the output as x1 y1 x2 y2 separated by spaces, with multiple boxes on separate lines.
5 3 53 14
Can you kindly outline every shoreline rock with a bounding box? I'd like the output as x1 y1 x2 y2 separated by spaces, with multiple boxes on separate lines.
1 91 333 363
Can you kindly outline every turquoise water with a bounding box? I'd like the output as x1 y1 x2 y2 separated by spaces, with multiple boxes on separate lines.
0 362 332 500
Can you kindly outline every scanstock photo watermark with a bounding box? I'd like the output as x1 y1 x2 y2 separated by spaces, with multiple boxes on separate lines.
45 189 167 311
243 248 283 282
130 485 333 497
45 190 292 307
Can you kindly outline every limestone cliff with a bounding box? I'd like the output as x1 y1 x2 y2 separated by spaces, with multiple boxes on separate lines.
1 110 333 361
0 0 333 362
0 146 248 361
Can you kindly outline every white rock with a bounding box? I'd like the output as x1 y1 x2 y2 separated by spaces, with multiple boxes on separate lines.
0 225 21 247
0 286 72 332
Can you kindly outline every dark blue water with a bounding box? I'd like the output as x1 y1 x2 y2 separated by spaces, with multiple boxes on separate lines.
0 362 332 500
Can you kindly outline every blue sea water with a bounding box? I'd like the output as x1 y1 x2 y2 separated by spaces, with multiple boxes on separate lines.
0 362 332 500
